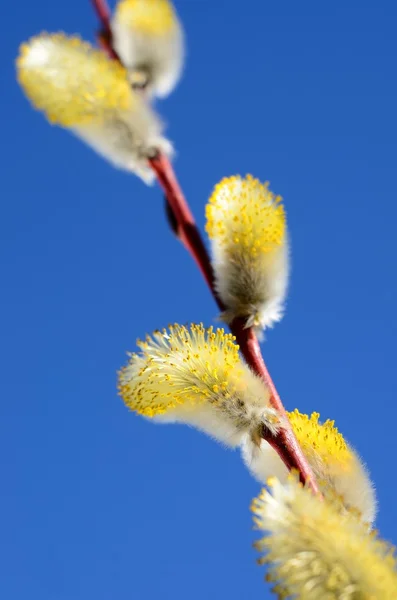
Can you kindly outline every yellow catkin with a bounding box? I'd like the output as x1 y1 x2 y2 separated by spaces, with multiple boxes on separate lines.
287 409 352 467
115 0 176 35
16 33 132 127
252 476 397 599
206 175 286 260
118 324 242 417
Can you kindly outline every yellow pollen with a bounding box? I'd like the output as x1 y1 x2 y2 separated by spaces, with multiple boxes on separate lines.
16 33 132 127
115 0 176 35
205 175 286 259
118 323 243 417
287 409 352 467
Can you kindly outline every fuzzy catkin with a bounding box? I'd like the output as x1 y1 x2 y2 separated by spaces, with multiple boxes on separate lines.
17 33 172 183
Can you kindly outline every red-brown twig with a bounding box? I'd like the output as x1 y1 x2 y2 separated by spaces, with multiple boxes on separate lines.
90 0 120 60
89 0 320 495
149 153 214 291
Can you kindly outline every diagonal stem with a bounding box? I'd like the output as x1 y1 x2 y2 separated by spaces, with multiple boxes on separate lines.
149 153 215 291
149 154 320 495
90 0 120 60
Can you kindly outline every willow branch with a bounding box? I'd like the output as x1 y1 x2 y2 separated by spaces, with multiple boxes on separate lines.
149 154 320 495
89 0 320 495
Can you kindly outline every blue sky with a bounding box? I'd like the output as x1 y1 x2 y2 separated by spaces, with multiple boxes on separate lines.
1 1 397 598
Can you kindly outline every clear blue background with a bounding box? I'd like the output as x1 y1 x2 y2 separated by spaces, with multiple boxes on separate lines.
1 1 396 598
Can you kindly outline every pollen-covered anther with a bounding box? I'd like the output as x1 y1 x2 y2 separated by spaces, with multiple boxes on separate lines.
16 32 172 183
287 409 351 467
118 323 278 447
251 476 397 599
112 0 185 98
205 175 290 335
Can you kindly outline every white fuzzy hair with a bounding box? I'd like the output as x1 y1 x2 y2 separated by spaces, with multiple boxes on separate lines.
73 112 172 184
241 435 377 525
112 17 184 98
151 397 280 449
214 235 290 336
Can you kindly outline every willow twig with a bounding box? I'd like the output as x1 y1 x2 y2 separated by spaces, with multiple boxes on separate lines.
90 0 320 495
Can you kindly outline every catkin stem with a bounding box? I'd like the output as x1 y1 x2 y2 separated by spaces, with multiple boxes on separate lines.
149 154 214 290
91 0 120 60
89 0 320 496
